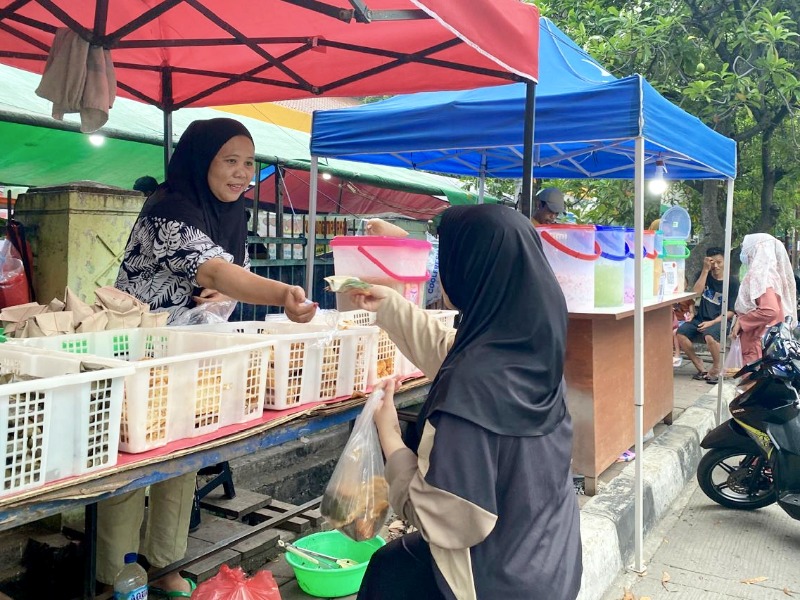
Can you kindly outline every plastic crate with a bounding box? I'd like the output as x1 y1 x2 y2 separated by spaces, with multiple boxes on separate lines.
174 321 378 409
0 345 132 496
17 329 274 453
338 309 458 381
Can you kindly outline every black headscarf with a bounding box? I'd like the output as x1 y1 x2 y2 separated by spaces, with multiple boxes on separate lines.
418 204 568 437
141 118 253 266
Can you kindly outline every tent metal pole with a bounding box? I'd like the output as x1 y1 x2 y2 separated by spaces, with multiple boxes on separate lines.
717 178 736 423
305 157 319 297
162 69 174 169
519 81 536 218
632 136 646 573
477 153 487 204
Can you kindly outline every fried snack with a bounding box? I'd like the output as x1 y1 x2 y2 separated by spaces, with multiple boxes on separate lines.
321 476 390 541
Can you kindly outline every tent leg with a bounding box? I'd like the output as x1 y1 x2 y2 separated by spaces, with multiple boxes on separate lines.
717 178 736 423
162 69 174 169
477 153 486 204
519 82 536 218
632 136 646 574
305 157 319 297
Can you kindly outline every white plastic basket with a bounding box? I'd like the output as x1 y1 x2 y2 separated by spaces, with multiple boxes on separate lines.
174 321 378 409
338 309 458 381
17 329 274 453
0 345 132 496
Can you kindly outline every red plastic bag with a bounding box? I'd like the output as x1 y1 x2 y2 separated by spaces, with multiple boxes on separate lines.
192 565 282 600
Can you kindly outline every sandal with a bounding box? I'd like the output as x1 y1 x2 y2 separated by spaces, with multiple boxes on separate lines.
705 372 721 384
691 371 709 380
149 577 197 598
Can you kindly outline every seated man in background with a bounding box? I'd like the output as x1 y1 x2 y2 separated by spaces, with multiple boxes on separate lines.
676 247 738 384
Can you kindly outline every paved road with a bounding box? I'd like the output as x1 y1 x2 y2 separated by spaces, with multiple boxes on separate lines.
601 480 800 600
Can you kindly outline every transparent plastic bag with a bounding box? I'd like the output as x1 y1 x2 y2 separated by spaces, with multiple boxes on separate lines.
724 336 744 375
321 388 390 541
192 565 281 600
170 299 237 326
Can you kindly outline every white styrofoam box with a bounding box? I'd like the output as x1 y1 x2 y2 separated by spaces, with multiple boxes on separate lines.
17 329 274 453
174 321 378 409
0 345 133 496
337 309 458 382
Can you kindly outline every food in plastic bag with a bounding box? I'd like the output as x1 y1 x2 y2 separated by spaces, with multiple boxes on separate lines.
192 565 282 600
321 389 390 541
724 336 744 376
170 299 237 326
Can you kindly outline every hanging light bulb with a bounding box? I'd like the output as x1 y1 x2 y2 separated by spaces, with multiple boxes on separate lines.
648 160 668 195
88 133 105 147
321 172 332 180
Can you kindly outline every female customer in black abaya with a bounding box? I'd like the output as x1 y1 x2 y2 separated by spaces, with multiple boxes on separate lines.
97 118 316 597
346 204 582 600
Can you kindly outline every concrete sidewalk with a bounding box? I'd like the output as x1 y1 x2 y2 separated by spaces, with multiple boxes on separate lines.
600 480 800 599
577 362 735 600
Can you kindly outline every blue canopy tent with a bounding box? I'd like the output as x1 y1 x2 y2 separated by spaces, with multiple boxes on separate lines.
311 18 735 182
309 17 737 576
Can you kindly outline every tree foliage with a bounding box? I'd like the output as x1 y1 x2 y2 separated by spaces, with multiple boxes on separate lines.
534 0 800 269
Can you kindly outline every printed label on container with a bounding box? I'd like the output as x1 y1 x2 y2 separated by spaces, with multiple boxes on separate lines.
114 586 148 600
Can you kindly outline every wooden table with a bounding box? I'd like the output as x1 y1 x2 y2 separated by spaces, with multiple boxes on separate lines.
564 293 695 495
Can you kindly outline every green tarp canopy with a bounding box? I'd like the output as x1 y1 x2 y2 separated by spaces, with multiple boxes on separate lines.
0 65 491 209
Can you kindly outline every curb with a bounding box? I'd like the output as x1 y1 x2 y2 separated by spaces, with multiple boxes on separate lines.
575 384 735 600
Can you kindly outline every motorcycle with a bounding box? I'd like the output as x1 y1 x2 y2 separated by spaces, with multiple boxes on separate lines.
696 322 800 519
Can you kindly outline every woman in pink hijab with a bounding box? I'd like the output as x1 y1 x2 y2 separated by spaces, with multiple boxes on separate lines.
731 233 797 364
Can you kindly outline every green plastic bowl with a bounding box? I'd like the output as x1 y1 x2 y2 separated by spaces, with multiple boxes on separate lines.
285 530 385 598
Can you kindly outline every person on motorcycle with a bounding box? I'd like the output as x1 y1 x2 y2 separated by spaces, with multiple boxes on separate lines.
732 233 797 365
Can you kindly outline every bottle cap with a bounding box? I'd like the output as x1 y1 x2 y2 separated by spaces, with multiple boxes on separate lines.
123 553 138 564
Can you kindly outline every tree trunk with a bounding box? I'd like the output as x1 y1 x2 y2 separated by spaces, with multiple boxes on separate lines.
756 129 779 233
687 180 726 277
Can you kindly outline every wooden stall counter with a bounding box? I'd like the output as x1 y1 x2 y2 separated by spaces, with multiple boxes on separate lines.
565 293 695 495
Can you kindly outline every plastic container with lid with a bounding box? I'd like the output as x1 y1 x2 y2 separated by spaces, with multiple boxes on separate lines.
660 205 692 239
536 224 600 311
330 236 431 310
623 229 657 303
593 225 626 308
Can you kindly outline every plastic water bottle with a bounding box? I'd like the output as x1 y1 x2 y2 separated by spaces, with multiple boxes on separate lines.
113 553 148 600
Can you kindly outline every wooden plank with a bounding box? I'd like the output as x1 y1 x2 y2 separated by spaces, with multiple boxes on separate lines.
249 508 310 533
200 489 272 519
190 515 252 544
180 549 241 583
267 499 326 528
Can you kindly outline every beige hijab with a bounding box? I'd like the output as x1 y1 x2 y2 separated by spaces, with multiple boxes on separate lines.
735 233 797 323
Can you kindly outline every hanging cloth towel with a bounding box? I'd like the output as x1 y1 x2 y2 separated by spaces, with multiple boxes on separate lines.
35 27 116 133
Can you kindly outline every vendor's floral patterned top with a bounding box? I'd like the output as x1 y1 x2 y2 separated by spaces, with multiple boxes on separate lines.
115 216 249 324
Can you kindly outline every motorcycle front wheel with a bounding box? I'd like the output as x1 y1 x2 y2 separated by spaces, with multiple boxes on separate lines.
697 448 777 510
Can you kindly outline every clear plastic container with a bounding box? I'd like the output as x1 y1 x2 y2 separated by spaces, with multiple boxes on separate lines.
113 553 148 600
660 206 692 239
593 225 626 308
536 225 600 311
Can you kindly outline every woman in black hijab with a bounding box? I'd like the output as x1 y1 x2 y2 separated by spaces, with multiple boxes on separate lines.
116 117 316 324
99 119 316 596
347 204 582 600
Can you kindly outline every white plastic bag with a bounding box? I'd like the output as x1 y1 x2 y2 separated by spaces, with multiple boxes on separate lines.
170 299 237 326
724 336 744 374
320 388 390 541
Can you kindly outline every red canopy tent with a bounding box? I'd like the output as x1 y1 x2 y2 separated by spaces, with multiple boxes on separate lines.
0 1 539 106
249 167 450 220
0 0 542 292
